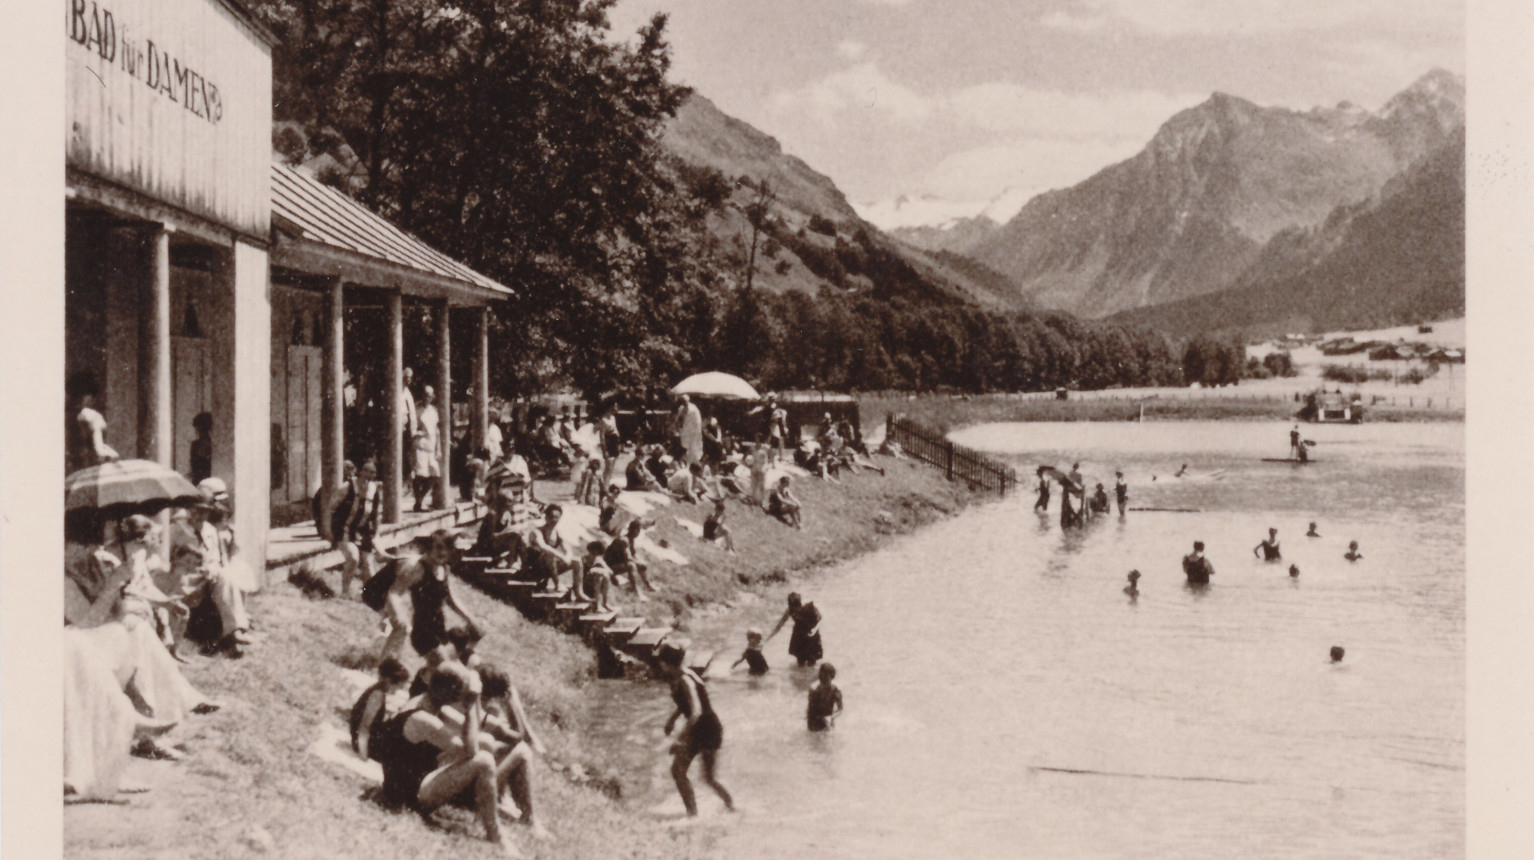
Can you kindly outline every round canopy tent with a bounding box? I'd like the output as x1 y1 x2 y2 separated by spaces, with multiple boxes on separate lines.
670 372 761 400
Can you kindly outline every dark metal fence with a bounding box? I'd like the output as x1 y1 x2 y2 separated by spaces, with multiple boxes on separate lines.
885 415 1018 498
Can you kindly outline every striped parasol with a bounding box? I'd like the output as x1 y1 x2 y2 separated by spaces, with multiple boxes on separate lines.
64 459 201 513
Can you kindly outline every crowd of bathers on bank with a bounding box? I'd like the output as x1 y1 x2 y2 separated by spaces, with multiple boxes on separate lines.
64 381 876 852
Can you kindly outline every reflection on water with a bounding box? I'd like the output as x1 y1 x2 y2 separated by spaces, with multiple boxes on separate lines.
584 422 1464 859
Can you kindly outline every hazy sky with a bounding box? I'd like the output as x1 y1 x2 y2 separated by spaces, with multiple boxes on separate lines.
607 0 1465 229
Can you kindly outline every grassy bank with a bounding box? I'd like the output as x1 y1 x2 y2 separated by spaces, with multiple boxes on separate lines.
66 457 985 860
859 392 1462 435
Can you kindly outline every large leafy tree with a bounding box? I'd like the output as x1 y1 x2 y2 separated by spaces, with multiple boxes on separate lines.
253 0 703 397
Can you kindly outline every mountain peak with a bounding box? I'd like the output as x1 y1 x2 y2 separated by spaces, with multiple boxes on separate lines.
1380 68 1464 120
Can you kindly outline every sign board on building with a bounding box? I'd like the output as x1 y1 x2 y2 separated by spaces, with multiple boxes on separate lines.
66 0 272 238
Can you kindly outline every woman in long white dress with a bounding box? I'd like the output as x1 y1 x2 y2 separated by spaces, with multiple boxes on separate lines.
63 627 174 800
66 517 216 726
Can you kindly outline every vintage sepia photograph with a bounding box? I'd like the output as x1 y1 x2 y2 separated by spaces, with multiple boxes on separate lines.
4 0 1524 856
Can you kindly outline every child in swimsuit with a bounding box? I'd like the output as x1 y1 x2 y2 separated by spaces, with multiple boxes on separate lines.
731 630 769 676
1345 541 1363 562
806 663 843 732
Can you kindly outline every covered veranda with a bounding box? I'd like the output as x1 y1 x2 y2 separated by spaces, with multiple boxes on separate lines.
263 162 511 578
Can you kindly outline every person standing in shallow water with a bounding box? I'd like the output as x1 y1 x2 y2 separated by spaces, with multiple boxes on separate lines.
766 592 823 667
1182 541 1214 585
658 644 734 817
1114 472 1128 517
1253 527 1282 561
806 663 843 732
1345 541 1363 562
1123 570 1141 597
1034 472 1051 512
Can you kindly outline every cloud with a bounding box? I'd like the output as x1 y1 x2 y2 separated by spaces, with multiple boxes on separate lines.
770 61 933 124
768 58 1206 228
772 61 1202 141
946 84 1204 140
853 124 1186 230
854 0 913 5
836 40 868 61
1065 0 1460 36
1039 10 1108 32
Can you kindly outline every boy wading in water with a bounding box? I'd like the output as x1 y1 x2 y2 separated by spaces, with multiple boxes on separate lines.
806 663 843 731
658 644 734 817
731 630 768 676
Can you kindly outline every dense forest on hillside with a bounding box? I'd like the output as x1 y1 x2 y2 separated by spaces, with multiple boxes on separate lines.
252 0 1244 398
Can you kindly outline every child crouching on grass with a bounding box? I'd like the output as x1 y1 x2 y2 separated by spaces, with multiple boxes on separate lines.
806 663 843 732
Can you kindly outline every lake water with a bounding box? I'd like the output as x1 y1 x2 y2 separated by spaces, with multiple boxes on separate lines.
586 421 1464 859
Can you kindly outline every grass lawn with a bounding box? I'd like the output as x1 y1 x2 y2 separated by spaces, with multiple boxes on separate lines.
65 456 984 860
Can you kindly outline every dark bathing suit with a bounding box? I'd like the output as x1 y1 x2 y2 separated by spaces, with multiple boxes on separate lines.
789 603 824 666
376 707 440 806
409 565 450 656
741 648 768 675
349 683 390 759
672 669 723 753
1259 540 1281 561
807 685 841 732
1182 553 1213 584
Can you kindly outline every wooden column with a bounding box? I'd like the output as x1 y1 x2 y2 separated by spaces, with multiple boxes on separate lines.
435 300 452 511
383 291 403 524
473 306 490 453
138 226 174 466
320 277 346 533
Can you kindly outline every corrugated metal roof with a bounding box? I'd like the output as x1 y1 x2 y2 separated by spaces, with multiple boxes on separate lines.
271 162 511 297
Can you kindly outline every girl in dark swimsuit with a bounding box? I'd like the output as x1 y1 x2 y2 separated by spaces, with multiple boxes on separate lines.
658 644 734 817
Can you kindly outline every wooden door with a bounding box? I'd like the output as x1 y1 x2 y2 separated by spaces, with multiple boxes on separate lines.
172 337 212 478
285 346 323 506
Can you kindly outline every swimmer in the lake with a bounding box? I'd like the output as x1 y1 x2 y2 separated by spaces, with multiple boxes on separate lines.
1289 564 1300 578
1114 472 1128 517
1182 541 1214 584
806 663 843 732
1306 522 1321 538
1174 463 1189 478
1290 425 1302 459
1123 570 1141 597
1253 527 1282 561
1330 646 1345 663
730 630 768 676
1345 541 1363 562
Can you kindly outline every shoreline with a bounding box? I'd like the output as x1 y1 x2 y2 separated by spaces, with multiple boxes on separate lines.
66 456 990 860
858 393 1463 434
